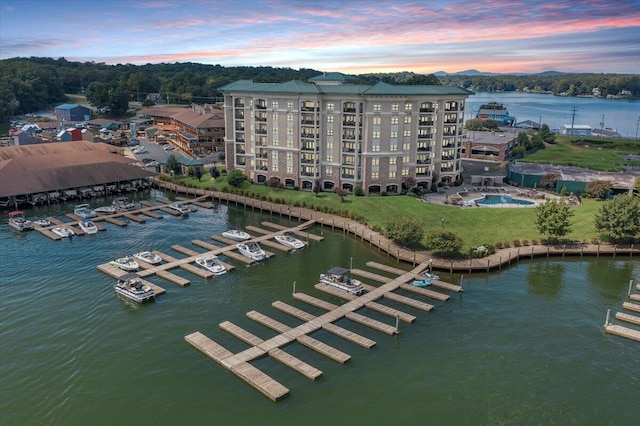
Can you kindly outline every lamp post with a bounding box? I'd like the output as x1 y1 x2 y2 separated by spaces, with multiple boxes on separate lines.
441 217 445 228
430 258 433 273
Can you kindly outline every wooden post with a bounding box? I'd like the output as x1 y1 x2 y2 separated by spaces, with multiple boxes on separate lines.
597 244 600 258
562 244 566 258
469 258 472 274
450 260 453 274
613 245 616 258
413 252 416 266
332 218 335 230
531 246 534 259
395 314 400 334
604 309 611 327
486 258 490 273
293 281 296 295
629 280 634 297
499 256 502 269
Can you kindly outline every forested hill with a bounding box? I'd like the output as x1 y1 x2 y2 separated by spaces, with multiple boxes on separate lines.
438 73 640 97
1 57 638 121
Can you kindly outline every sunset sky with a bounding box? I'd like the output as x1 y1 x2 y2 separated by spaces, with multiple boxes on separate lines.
1 0 639 74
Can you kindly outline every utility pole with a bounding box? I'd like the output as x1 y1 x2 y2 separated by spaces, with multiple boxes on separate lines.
570 107 578 136
636 116 639 142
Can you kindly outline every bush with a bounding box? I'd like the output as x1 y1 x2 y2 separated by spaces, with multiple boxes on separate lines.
513 239 521 247
354 185 364 196
381 191 388 196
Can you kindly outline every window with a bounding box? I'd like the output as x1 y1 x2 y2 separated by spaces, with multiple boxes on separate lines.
373 131 380 139
286 152 293 161
327 141 333 150
403 130 411 137
272 152 278 172
327 129 333 136
287 114 293 122
390 131 398 138
391 117 399 125
371 171 379 179
390 157 397 165
403 143 410 151
287 101 293 109
287 127 293 135
372 158 379 166
287 165 293 173
402 168 409 176
272 113 278 121
326 153 333 162
373 116 381 125
272 101 279 109
327 115 334 123
325 166 332 174
326 102 334 110
373 104 381 112
403 156 409 163
389 171 396 178
404 116 411 124
390 143 397 151
372 144 380 152
391 104 399 111
405 103 412 110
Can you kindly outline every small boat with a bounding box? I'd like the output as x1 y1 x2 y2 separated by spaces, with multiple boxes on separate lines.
319 267 365 295
114 273 154 303
48 191 61 202
167 202 190 216
236 242 267 261
222 229 251 241
8 210 33 231
51 226 75 238
411 278 432 288
274 232 305 250
112 196 135 211
133 250 162 265
422 271 440 281
74 203 97 218
62 189 78 200
109 255 139 271
94 206 116 215
33 218 52 227
79 187 96 198
78 219 98 234
195 255 227 275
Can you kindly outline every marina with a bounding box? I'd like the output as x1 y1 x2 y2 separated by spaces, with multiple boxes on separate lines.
1 189 638 424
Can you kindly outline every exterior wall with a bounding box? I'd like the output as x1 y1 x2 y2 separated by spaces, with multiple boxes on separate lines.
222 89 468 194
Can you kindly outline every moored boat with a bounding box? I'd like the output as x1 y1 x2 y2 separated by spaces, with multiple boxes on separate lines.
112 196 135 211
319 267 365 295
167 201 190 216
222 229 251 241
78 219 98 234
114 273 155 303
195 255 227 275
8 211 33 231
422 271 440 281
94 206 116 215
33 218 52 227
74 203 97 218
411 278 432 288
236 242 267 261
109 255 139 271
51 226 75 238
274 232 305 250
133 250 162 265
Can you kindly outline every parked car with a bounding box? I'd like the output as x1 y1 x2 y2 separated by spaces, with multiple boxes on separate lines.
163 145 174 151
132 146 147 154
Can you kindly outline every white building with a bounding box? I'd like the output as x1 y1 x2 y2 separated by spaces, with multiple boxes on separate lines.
219 73 473 194
560 124 592 136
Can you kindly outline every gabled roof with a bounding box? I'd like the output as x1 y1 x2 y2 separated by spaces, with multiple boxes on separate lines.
170 109 224 128
55 103 88 110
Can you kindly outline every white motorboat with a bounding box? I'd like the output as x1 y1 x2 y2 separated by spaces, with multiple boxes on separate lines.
33 218 52 227
195 255 227 275
48 191 61 202
167 202 190 216
62 189 78 200
8 211 33 231
109 255 139 271
112 196 135 211
319 267 365 295
422 271 440 281
274 233 305 250
222 229 251 241
133 250 162 265
94 206 116 215
51 226 75 238
114 273 155 303
78 219 98 234
236 242 267 261
74 203 97 218
411 278 432 288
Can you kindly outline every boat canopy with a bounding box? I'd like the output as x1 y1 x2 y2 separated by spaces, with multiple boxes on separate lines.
9 211 25 217
327 267 350 276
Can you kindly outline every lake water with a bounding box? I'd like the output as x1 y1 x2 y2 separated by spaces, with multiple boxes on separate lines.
466 92 640 137
1 190 639 425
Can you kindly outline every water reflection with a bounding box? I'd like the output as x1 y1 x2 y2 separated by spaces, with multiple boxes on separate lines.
527 262 565 298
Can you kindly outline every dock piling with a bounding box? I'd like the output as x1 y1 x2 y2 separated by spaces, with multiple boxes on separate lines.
293 281 296 295
604 308 611 327
629 280 633 297
395 314 399 334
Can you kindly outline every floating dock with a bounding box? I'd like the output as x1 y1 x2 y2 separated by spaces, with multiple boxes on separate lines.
603 281 640 342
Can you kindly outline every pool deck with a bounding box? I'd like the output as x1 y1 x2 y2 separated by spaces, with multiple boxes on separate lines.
420 183 554 208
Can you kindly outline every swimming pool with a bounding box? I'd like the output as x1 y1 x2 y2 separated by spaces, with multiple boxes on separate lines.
474 194 535 206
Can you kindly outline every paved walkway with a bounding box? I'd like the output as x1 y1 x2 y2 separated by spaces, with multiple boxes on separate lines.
154 179 638 273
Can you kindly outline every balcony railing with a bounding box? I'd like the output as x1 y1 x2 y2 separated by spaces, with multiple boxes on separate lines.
343 107 356 113
418 134 434 139
441 167 454 172
419 107 435 113
301 133 316 138
301 171 316 176
255 116 266 122
235 138 245 143
255 104 266 110
342 121 356 126
301 119 317 125
342 134 355 140
419 121 434 126
301 106 318 112
255 129 267 135
301 145 319 151
417 147 432 152
341 174 355 179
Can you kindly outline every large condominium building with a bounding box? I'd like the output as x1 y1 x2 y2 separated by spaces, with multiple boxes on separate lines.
219 73 472 194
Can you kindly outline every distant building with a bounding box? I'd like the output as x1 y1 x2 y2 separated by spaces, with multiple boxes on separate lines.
55 104 91 122
476 102 515 126
560 124 592 136
462 132 517 161
515 120 540 130
57 127 83 142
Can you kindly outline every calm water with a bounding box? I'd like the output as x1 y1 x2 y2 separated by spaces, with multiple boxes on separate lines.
475 194 535 206
466 92 640 137
1 190 639 425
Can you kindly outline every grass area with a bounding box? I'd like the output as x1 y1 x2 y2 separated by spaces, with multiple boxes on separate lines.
172 174 603 251
65 93 89 104
523 135 640 171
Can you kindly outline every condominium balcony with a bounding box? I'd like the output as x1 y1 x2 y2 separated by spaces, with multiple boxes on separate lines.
444 119 458 124
235 138 245 143
418 120 434 126
301 106 318 112
342 121 356 126
255 129 267 135
416 159 431 165
235 126 245 131
419 107 435 113
234 101 245 108
301 145 319 151
301 133 317 139
255 116 266 122
256 153 268 159
441 167 454 172
341 174 355 179
417 147 432 152
342 134 355 140
255 104 267 110
300 158 316 164
236 149 246 154
301 171 316 177
300 119 318 125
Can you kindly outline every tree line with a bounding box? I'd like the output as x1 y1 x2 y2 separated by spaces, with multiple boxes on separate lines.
1 57 638 122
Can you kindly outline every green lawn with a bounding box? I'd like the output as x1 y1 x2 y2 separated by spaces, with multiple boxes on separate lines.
523 136 640 171
173 175 603 250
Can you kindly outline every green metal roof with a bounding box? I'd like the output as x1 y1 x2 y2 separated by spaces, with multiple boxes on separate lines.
308 72 360 83
219 79 473 96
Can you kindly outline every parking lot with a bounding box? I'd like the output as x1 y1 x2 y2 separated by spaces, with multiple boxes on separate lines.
128 138 220 170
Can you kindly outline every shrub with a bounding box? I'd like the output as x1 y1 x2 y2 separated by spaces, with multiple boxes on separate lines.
495 242 503 250
590 237 600 245
381 191 388 196
522 239 529 246
531 239 539 245
354 185 364 196
513 239 521 247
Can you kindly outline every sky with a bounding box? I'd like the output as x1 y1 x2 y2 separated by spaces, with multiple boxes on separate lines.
1 0 639 74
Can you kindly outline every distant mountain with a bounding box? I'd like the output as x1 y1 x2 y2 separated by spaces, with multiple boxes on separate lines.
434 70 566 77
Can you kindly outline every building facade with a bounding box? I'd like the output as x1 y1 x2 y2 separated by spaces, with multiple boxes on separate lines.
54 104 91 122
219 74 472 194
